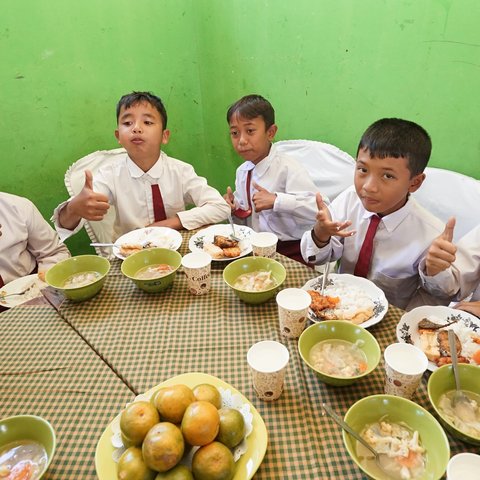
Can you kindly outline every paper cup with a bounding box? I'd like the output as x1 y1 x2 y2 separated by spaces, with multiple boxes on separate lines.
247 341 289 401
384 343 428 399
181 252 212 295
447 453 480 480
251 232 278 258
276 288 311 338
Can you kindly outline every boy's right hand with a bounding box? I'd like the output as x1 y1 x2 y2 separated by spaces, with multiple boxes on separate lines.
425 217 456 277
312 193 354 247
68 170 110 221
224 186 236 211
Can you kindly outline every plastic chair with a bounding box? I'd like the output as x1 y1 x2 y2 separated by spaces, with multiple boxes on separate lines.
274 139 355 201
64 148 127 257
412 167 480 241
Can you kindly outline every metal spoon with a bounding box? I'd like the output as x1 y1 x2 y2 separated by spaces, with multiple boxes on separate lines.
448 329 475 420
322 403 379 460
0 282 36 298
227 212 241 242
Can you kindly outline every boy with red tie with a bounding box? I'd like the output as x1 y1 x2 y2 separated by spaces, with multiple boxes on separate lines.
301 118 445 309
54 91 229 241
224 94 319 264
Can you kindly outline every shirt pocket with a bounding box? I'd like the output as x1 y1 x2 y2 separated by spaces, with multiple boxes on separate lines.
373 271 420 309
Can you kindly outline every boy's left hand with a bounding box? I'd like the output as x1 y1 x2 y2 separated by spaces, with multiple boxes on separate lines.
252 182 276 212
453 300 480 318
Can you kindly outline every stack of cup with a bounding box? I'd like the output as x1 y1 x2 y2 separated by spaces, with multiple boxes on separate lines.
247 341 289 401
181 252 212 295
251 232 278 258
383 343 428 399
276 288 311 338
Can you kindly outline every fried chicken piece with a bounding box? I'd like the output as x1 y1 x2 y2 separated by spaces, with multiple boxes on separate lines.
214 235 238 249
222 246 241 258
438 329 461 358
307 290 340 317
119 243 143 257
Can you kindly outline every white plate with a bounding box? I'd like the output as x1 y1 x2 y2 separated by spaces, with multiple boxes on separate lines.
189 224 254 261
0 274 47 308
301 273 388 328
113 227 182 260
396 305 480 371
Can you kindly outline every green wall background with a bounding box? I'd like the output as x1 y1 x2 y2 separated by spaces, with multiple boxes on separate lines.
1 0 479 255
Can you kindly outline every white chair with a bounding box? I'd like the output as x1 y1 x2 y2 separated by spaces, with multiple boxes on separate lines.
274 139 355 201
64 148 127 257
412 167 480 241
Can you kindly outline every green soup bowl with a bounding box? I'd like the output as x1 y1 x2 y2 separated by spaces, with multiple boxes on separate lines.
298 321 380 386
428 363 480 445
121 248 182 293
343 395 450 480
45 255 110 302
0 415 56 477
223 256 286 304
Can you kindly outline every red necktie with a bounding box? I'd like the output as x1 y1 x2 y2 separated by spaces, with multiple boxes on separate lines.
233 169 253 219
151 184 167 222
354 215 381 278
0 274 4 288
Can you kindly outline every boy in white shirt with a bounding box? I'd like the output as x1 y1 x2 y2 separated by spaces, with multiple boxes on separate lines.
0 192 70 286
224 94 319 264
54 91 229 241
301 118 445 309
421 220 480 316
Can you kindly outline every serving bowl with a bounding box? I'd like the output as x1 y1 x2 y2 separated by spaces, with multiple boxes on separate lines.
343 395 450 480
121 248 182 293
298 321 380 386
45 255 110 301
0 415 56 477
222 256 286 304
427 363 480 445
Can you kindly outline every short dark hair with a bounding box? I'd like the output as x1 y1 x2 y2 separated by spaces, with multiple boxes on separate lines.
116 91 168 128
226 94 275 129
357 118 432 176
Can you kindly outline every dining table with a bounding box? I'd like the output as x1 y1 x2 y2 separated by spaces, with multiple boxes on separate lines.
0 229 477 479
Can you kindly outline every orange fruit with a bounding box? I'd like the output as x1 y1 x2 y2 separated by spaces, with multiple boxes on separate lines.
120 401 160 446
155 384 195 424
193 383 222 409
142 422 184 472
216 407 245 448
117 446 155 480
154 464 194 479
181 400 220 446
192 441 235 480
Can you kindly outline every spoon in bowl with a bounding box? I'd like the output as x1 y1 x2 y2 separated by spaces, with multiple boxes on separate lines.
448 329 476 422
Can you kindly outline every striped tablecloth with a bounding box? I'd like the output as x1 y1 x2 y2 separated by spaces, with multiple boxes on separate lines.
52 231 477 479
0 305 135 479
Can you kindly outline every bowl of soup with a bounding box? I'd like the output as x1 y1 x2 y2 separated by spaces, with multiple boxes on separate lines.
121 248 182 293
427 363 480 445
343 395 450 480
45 255 110 302
0 415 56 479
298 321 381 386
223 257 286 304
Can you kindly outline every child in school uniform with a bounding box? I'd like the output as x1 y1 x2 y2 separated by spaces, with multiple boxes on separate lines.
0 192 70 286
420 220 480 316
54 91 229 242
224 94 319 264
301 118 445 309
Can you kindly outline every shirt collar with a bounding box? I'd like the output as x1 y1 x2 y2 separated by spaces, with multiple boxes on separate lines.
359 195 414 232
252 143 276 177
126 151 165 179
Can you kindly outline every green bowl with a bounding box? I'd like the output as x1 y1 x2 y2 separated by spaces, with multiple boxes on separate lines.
343 395 450 480
298 321 380 386
428 363 480 445
222 256 286 304
121 248 182 293
0 415 56 477
45 255 110 302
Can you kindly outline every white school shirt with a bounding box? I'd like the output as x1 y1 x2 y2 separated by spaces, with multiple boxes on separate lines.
0 192 70 284
300 186 445 309
233 144 320 241
420 225 480 302
54 151 230 242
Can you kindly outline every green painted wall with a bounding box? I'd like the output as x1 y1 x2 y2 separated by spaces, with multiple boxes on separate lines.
1 0 479 255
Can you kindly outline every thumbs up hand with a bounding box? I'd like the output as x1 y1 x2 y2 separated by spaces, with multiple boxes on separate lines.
251 182 276 212
224 186 236 211
69 170 110 221
425 217 457 277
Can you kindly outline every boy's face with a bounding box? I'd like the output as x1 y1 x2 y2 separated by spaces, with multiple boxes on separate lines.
354 148 425 216
115 101 169 164
229 114 277 164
